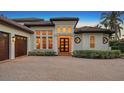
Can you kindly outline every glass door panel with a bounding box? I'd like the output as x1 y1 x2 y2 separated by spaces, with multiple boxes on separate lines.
60 38 69 52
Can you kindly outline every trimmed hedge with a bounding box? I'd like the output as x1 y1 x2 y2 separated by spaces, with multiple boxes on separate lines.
118 42 124 53
73 50 121 59
109 41 124 53
120 53 124 58
28 49 56 56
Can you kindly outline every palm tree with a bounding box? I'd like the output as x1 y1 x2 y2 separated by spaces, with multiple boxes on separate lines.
100 11 124 40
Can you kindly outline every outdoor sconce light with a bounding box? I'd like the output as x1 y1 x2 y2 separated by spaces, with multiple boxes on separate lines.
12 36 15 43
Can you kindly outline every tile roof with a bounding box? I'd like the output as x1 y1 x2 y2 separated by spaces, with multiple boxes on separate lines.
12 18 44 22
50 17 79 21
74 26 115 34
24 21 55 27
50 17 79 28
0 16 34 34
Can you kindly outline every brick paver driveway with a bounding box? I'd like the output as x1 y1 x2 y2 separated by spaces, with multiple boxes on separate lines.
0 56 124 81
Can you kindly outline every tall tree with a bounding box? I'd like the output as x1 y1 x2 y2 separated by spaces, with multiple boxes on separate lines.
100 11 124 40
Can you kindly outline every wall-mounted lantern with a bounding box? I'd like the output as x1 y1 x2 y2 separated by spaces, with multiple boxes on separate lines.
12 36 15 43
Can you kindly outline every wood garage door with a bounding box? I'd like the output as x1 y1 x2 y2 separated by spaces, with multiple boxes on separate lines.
0 32 9 61
15 35 27 57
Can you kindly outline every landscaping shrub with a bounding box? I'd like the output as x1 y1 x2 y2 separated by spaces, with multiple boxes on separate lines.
109 40 124 53
73 50 121 59
120 53 124 58
118 42 124 53
109 40 119 46
28 49 56 56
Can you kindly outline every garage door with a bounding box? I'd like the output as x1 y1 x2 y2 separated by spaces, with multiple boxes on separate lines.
0 32 9 61
15 35 27 57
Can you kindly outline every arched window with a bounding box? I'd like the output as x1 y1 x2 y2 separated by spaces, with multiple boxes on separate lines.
90 34 95 48
62 26 66 32
36 31 40 49
68 26 72 33
42 37 46 49
36 37 40 49
57 26 61 33
36 31 40 36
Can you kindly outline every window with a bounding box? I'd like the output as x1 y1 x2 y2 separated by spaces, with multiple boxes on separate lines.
42 31 46 35
48 31 53 49
57 26 61 33
35 30 53 49
36 31 40 49
68 26 72 33
42 37 46 49
36 37 40 49
62 26 66 32
48 31 52 36
90 35 95 48
48 37 52 49
36 31 40 36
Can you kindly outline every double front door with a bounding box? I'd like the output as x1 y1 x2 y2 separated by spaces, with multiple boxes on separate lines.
60 38 69 52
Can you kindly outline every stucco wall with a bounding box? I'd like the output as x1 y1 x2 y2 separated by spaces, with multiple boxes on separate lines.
74 33 110 51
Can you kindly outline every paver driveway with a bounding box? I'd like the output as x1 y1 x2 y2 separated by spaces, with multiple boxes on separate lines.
0 56 124 81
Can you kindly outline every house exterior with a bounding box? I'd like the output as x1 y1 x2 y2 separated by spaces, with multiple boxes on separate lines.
0 16 114 61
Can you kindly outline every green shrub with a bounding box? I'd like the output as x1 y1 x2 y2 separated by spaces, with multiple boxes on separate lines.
109 40 124 53
73 50 121 59
109 40 119 46
111 46 119 50
118 42 124 53
28 49 56 56
120 53 124 58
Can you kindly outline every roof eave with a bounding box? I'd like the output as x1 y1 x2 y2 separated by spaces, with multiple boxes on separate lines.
50 17 79 21
74 30 115 34
50 17 79 28
24 24 55 27
0 16 34 34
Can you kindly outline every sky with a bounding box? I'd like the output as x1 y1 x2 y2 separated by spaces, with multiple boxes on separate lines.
0 11 103 27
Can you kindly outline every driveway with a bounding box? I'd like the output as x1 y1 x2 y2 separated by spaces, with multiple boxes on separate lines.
0 56 124 81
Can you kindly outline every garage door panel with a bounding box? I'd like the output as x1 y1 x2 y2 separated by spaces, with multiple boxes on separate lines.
0 32 9 61
15 35 27 57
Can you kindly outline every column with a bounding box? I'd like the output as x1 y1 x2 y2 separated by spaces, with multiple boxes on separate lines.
52 33 54 49
71 35 74 53
27 37 31 52
71 29 74 54
46 31 49 49
33 34 36 49
10 33 15 59
40 32 42 49
54 33 58 55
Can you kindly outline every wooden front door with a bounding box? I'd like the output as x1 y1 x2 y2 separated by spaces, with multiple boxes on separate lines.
60 38 69 52
15 35 27 57
0 32 9 61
